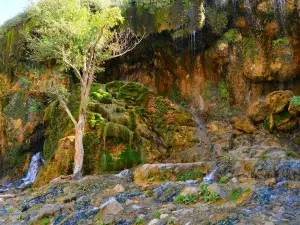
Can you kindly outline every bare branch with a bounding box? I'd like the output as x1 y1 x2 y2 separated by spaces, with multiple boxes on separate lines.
57 96 78 126
59 49 83 84
106 27 146 60
62 57 83 85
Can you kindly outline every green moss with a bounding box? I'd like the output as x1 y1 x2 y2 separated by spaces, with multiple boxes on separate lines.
43 101 74 160
28 97 44 113
118 82 149 101
128 111 137 130
103 122 133 145
156 100 167 113
290 96 300 107
223 28 240 43
206 7 228 35
176 169 204 181
228 187 249 201
239 37 259 59
274 111 291 127
218 80 229 101
272 37 290 48
87 112 105 128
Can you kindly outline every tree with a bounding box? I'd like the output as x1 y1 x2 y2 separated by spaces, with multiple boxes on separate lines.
26 0 143 179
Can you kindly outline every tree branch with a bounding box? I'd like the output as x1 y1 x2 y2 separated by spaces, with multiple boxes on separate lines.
106 29 145 60
62 57 83 85
57 96 78 126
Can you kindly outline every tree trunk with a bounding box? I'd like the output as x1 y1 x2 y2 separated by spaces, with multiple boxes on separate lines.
73 113 85 179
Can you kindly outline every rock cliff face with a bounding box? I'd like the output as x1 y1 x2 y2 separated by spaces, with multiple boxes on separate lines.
0 0 300 185
105 0 300 114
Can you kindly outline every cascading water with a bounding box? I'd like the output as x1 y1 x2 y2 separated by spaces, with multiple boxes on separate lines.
20 152 45 187
0 152 44 192
273 0 286 27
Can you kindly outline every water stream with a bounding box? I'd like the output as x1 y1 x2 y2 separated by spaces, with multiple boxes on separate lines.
0 152 44 192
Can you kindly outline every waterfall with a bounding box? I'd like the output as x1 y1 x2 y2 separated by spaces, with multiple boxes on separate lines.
273 0 286 26
203 167 217 183
20 152 45 187
0 152 44 192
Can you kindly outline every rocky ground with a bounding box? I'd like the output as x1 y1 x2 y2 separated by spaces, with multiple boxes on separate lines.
1 146 300 225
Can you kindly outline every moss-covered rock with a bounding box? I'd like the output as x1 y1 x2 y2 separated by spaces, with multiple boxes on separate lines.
34 81 198 186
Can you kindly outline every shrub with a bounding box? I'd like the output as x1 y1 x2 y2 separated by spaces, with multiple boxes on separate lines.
290 96 300 107
176 169 204 181
272 37 290 48
223 28 239 43
206 7 228 35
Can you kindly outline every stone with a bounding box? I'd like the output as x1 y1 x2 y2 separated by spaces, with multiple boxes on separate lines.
125 199 134 205
265 90 294 114
134 162 213 186
0 194 15 199
247 99 268 122
113 184 125 193
207 183 222 196
180 186 198 197
148 219 163 225
232 117 256 134
265 178 276 186
100 198 124 217
160 214 169 219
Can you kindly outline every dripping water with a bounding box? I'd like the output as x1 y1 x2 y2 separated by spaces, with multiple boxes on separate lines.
273 0 286 29
0 152 44 192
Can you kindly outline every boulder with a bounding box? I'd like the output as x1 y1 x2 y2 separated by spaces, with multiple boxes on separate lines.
232 117 256 134
99 198 124 218
265 90 293 114
247 99 269 122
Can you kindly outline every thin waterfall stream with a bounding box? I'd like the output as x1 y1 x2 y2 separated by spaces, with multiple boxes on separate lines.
0 152 44 192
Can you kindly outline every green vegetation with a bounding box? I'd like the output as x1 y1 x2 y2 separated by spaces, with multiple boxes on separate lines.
176 169 204 181
223 28 240 43
272 37 290 48
228 187 250 201
290 96 300 107
174 193 197 204
135 217 145 224
206 7 228 35
218 80 229 101
219 176 230 184
154 210 161 219
239 37 259 59
156 100 168 113
199 183 220 203
175 183 220 205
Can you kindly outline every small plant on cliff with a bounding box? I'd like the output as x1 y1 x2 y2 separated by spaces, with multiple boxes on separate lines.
175 194 198 204
290 96 300 107
26 0 143 179
176 169 204 181
223 28 240 43
206 7 228 35
272 37 290 48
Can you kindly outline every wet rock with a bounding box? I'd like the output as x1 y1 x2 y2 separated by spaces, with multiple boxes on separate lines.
100 198 124 217
115 192 143 203
148 219 163 225
153 182 182 203
232 117 256 134
276 159 300 181
252 159 277 179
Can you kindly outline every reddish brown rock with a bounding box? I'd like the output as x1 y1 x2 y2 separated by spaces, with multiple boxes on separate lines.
265 90 294 113
232 117 256 134
247 99 269 122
